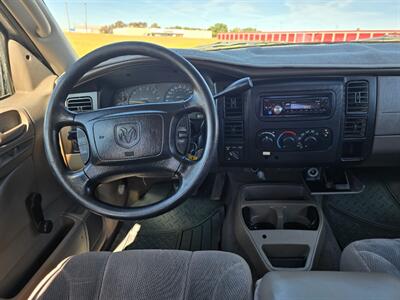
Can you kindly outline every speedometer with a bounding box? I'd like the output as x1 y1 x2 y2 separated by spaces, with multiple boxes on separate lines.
165 83 193 102
113 84 162 106
129 84 162 104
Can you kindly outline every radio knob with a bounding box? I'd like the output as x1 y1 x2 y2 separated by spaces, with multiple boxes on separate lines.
277 131 297 150
273 105 283 115
258 132 275 149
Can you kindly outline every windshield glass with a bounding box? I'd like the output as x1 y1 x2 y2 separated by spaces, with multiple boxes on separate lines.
46 0 400 56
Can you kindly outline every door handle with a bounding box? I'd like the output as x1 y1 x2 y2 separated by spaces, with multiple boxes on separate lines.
0 123 27 146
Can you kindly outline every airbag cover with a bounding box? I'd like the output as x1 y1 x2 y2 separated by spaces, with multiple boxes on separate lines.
93 114 163 161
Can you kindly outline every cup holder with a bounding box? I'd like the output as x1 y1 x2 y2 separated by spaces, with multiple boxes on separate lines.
242 204 319 231
242 206 277 230
283 206 319 231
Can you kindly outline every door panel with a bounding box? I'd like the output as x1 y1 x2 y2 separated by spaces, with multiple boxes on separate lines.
0 40 74 298
0 158 72 297
0 34 114 299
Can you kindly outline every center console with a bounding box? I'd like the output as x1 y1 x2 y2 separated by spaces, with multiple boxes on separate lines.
233 184 324 276
220 78 376 167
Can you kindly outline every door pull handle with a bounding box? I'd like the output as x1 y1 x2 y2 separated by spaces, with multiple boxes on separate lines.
0 123 27 146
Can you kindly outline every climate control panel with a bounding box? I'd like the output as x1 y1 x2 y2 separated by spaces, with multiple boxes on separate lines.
257 128 332 152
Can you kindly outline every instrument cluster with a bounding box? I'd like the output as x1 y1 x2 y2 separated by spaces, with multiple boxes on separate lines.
113 82 193 106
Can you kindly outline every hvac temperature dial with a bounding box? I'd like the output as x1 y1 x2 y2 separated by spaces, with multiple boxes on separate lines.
277 131 298 151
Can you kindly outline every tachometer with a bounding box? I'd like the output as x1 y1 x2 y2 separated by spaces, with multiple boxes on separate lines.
113 88 130 106
165 83 193 102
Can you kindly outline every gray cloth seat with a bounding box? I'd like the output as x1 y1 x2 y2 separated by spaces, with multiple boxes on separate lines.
341 238 400 277
30 250 253 300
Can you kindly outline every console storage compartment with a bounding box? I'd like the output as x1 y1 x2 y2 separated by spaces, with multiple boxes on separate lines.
262 244 310 268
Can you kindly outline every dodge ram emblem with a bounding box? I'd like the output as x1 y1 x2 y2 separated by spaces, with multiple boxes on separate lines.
114 122 140 149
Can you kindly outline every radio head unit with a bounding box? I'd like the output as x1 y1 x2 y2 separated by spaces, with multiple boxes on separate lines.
262 93 332 118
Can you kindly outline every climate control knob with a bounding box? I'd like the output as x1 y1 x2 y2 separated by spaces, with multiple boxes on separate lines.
277 131 297 150
303 136 318 149
257 131 276 149
300 129 321 150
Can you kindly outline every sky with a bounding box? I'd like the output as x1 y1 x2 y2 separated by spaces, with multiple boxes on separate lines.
45 0 400 31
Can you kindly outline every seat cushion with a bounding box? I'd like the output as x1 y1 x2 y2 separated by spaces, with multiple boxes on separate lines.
341 239 400 277
30 250 252 300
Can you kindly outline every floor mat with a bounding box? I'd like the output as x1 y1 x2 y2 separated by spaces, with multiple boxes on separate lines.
313 222 342 271
323 169 400 248
125 197 225 251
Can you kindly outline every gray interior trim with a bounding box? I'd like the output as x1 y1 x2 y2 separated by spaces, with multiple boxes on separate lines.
3 0 77 75
255 271 400 300
375 77 400 136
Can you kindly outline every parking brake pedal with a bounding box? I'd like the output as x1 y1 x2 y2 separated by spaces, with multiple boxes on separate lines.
26 193 53 234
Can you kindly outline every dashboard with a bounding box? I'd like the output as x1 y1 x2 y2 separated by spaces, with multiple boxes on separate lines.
66 43 400 168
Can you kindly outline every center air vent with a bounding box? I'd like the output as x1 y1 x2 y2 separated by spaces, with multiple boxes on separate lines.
224 120 244 141
344 117 367 138
224 95 243 118
222 95 245 161
346 81 369 113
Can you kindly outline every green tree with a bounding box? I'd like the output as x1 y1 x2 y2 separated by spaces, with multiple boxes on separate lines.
129 22 147 28
113 20 126 28
230 27 258 33
150 22 160 28
208 23 228 37
241 27 258 32
167 25 183 29
100 25 113 33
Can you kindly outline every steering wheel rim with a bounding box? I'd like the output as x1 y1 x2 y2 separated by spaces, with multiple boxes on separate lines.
44 42 218 220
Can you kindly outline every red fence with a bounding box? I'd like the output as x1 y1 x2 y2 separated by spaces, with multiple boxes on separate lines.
217 30 400 43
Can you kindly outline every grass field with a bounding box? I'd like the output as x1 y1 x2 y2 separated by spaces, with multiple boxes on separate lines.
64 32 217 57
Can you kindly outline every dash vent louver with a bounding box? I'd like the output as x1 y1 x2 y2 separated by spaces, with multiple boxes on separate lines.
346 81 369 113
223 95 244 143
341 80 371 161
224 95 243 118
344 117 367 138
66 96 93 112
224 120 244 141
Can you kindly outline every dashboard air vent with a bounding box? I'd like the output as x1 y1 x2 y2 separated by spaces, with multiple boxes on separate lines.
65 92 98 112
224 120 244 141
344 117 367 138
224 95 243 118
66 96 93 112
346 81 369 113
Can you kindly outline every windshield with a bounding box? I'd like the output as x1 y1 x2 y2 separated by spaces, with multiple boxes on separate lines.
46 0 400 56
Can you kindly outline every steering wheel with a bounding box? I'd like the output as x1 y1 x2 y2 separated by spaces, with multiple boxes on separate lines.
44 42 218 220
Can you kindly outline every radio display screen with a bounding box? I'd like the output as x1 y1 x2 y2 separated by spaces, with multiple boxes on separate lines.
287 103 315 110
262 95 330 117
285 102 321 110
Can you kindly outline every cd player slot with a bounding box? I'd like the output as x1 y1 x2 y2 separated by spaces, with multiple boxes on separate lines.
261 93 332 118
